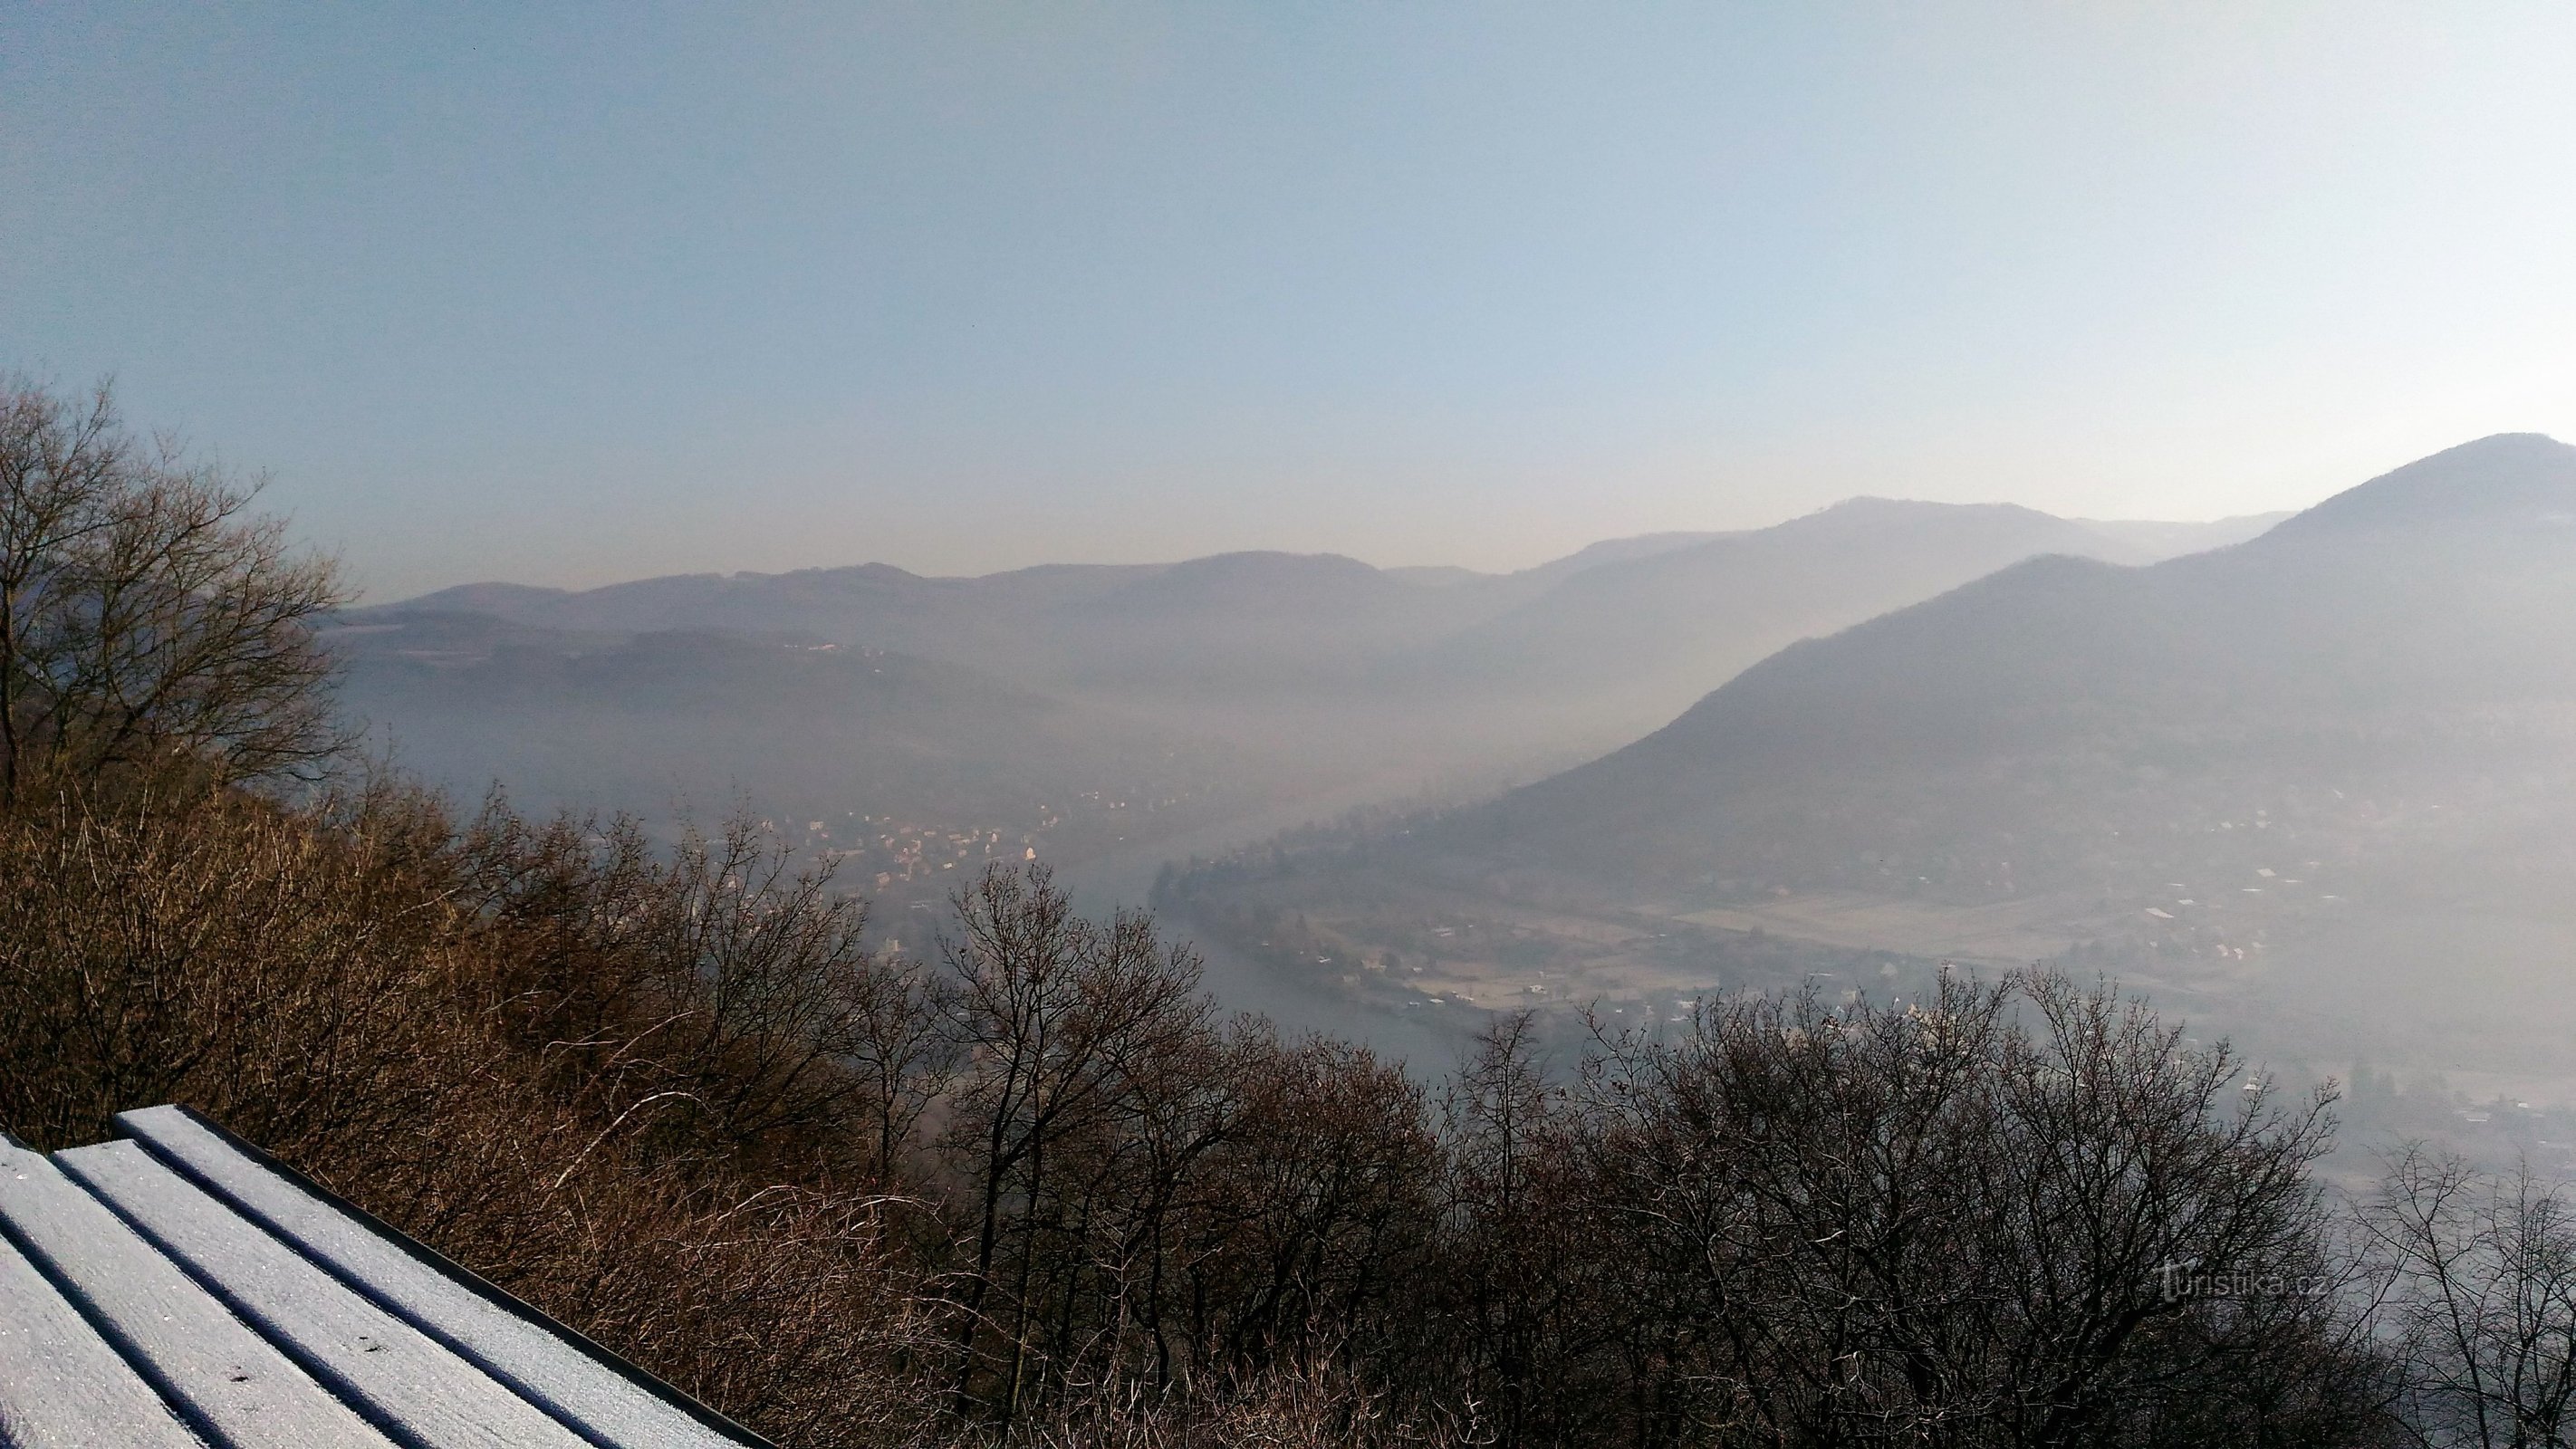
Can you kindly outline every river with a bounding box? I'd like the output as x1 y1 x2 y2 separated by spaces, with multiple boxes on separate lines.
1056 790 1475 1078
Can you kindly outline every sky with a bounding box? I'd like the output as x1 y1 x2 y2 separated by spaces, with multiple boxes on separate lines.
5 3 2574 601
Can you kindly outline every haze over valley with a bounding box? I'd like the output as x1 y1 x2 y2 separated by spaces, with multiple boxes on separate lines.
339 502 2281 901
1163 435 2576 1120
331 431 2576 1135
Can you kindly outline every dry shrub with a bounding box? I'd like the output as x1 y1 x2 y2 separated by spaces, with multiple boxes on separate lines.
0 779 955 1447
0 781 461 1154
340 1085 948 1448
0 785 1451 1448
1000 1357 1480 1449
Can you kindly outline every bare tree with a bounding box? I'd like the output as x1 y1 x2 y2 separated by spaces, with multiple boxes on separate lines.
937 863 1215 1423
1569 971 2384 1447
2362 1146 2576 1449
0 375 346 807
451 804 944 1185
1437 1011 1609 1448
1194 1028 1442 1371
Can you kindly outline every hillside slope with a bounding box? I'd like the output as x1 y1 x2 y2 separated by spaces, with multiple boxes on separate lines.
1414 499 2161 725
1467 434 2576 894
385 506 2265 711
1232 434 2576 1078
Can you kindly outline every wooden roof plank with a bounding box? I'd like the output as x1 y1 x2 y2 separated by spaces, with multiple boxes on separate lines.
53 1141 594 1449
0 1230 204 1449
113 1106 762 1449
0 1138 398 1449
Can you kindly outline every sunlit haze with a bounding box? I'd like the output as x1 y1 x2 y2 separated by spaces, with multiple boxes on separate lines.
5 3 2573 599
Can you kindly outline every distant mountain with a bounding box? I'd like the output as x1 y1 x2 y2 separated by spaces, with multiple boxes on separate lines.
392 581 579 616
384 532 1728 638
1506 530 1737 588
1472 435 2576 875
1385 434 2576 1070
377 505 2261 699
389 561 1156 674
365 502 2286 826
1382 565 1494 587
378 552 1482 689
1053 552 1508 686
1087 552 1402 615
1412 499 2155 732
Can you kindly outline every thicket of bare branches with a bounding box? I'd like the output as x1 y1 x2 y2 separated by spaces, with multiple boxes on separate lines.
1545 978 2385 1445
0 783 447 1153
932 865 1447 1428
0 781 947 1445
2360 1147 2576 1449
995 1355 1484 1449
0 376 346 806
0 773 2441 1448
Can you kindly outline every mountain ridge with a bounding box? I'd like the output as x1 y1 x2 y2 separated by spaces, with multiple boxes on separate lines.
1159 433 2576 1086
375 500 2281 631
1475 434 2576 878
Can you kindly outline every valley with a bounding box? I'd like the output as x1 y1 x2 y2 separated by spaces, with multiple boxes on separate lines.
337 437 2576 1111
1159 436 2576 1110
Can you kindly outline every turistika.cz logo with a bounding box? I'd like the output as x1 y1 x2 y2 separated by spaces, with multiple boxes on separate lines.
2155 1259 2331 1301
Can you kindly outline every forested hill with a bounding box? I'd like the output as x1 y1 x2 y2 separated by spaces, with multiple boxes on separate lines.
1456 432 2576 899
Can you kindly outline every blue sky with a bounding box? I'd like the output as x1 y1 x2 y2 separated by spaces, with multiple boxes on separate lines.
5 3 2573 599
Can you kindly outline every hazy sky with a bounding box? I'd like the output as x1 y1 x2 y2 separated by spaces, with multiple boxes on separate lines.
6 4 2574 600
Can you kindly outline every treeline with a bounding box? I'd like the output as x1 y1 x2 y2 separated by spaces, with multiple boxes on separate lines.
12 376 2576 1447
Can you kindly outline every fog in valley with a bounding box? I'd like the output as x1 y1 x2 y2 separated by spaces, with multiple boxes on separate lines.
336 438 2576 1162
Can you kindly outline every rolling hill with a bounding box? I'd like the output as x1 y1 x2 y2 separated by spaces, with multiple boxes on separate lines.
1190 435 2576 1081
1463 434 2576 893
1411 499 2200 728
373 504 2274 786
